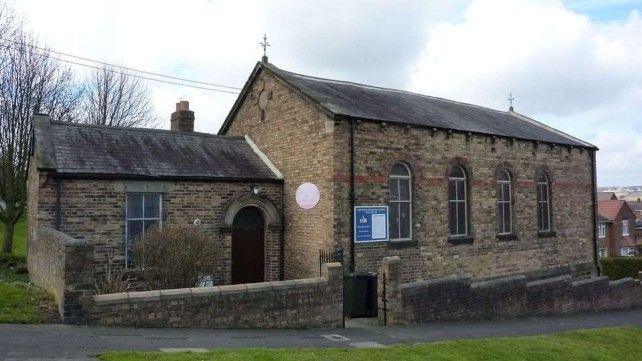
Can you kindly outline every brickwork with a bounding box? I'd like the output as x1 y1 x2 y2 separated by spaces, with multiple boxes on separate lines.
83 262 343 329
27 171 283 284
223 66 596 283
335 121 596 282
379 257 641 325
224 69 336 279
28 226 94 323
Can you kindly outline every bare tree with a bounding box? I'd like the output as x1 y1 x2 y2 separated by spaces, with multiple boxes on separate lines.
0 24 82 253
81 65 157 127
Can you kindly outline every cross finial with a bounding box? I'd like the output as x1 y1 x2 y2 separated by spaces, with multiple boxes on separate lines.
259 34 270 63
507 92 515 112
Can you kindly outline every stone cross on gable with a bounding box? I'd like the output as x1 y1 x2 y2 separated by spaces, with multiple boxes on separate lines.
259 34 270 63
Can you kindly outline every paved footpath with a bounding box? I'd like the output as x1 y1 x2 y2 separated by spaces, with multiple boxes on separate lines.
1 308 641 360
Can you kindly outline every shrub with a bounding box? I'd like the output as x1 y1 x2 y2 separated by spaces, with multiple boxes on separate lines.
0 253 25 268
94 249 133 294
133 225 215 290
600 257 642 279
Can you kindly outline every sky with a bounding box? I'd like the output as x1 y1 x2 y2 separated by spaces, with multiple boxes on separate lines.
10 0 642 187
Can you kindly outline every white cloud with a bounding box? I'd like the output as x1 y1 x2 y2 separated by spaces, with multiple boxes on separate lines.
409 0 642 186
9 0 642 186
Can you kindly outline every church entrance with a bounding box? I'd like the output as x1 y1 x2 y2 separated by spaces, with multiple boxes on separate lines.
231 206 265 284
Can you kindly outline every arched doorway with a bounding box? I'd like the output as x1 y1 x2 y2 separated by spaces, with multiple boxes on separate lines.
231 206 265 284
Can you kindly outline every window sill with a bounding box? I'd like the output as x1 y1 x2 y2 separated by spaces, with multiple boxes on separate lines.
537 230 556 238
448 236 474 245
388 239 417 248
497 234 518 241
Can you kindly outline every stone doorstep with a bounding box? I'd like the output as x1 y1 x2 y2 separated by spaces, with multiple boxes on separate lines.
93 292 128 306
127 290 161 302
161 288 193 300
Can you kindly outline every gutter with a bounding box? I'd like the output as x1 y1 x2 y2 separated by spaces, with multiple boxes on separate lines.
590 150 600 276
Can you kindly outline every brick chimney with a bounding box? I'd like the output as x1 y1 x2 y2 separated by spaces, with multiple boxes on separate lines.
170 100 194 132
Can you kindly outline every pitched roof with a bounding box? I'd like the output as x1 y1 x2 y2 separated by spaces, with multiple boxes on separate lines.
34 117 282 181
597 200 629 221
597 191 618 201
627 200 642 212
220 62 596 149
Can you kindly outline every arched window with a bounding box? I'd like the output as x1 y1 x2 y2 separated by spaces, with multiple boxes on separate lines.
536 171 552 232
497 169 512 235
389 163 412 240
449 165 468 237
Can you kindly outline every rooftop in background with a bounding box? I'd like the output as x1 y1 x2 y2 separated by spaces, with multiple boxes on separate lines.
221 62 596 149
33 117 281 182
597 192 618 201
597 200 631 222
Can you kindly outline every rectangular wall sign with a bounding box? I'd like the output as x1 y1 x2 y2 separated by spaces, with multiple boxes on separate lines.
354 206 389 243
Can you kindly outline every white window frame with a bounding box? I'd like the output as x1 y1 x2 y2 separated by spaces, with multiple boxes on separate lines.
619 246 635 257
389 163 412 241
622 220 630 236
449 165 468 237
497 170 512 235
598 248 607 258
125 193 163 267
537 173 552 232
598 222 606 238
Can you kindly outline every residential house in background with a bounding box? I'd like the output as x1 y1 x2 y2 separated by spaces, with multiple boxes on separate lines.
597 191 618 201
597 199 638 257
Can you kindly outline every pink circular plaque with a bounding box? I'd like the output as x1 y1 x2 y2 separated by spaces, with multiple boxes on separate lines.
296 182 320 210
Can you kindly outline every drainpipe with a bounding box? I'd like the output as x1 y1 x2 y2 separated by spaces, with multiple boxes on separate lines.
590 149 600 276
349 119 356 273
280 185 285 280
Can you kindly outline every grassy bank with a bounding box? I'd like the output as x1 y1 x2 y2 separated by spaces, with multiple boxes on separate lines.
100 327 642 361
0 269 58 323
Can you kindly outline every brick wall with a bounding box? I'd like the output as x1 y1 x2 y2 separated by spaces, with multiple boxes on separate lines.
224 69 336 279
335 121 596 282
28 172 283 284
223 67 595 282
28 226 94 323
83 262 343 329
379 257 641 325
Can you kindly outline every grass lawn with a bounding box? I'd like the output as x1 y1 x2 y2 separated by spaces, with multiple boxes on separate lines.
99 327 642 361
0 216 58 323
0 216 27 258
0 269 58 323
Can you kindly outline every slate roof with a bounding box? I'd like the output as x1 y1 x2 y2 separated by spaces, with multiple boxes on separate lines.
597 200 629 221
34 118 282 181
220 62 596 149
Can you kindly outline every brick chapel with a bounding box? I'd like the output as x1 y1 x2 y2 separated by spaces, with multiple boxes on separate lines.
28 59 599 291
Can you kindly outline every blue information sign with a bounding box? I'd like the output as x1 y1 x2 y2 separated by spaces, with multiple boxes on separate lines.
354 206 389 243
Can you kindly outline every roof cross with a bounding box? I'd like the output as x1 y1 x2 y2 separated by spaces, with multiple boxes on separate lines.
259 34 270 63
507 92 515 112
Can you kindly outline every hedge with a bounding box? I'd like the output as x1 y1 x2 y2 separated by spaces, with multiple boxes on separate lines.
0 253 26 268
600 257 642 279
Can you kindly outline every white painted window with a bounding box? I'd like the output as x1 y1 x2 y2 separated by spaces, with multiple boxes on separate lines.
389 163 412 241
449 165 468 237
536 172 552 232
497 169 512 235
598 222 606 238
125 193 162 267
620 246 636 257
622 220 630 236
598 248 607 258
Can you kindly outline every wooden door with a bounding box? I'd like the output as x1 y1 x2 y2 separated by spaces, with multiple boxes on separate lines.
231 207 265 284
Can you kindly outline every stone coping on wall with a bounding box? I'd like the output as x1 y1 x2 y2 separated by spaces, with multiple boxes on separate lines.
84 262 343 329
379 256 641 326
92 278 327 306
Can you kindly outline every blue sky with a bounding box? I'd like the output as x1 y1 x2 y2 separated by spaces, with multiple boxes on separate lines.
11 0 642 187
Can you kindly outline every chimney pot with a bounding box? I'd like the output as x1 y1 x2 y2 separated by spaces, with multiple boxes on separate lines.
171 101 195 132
